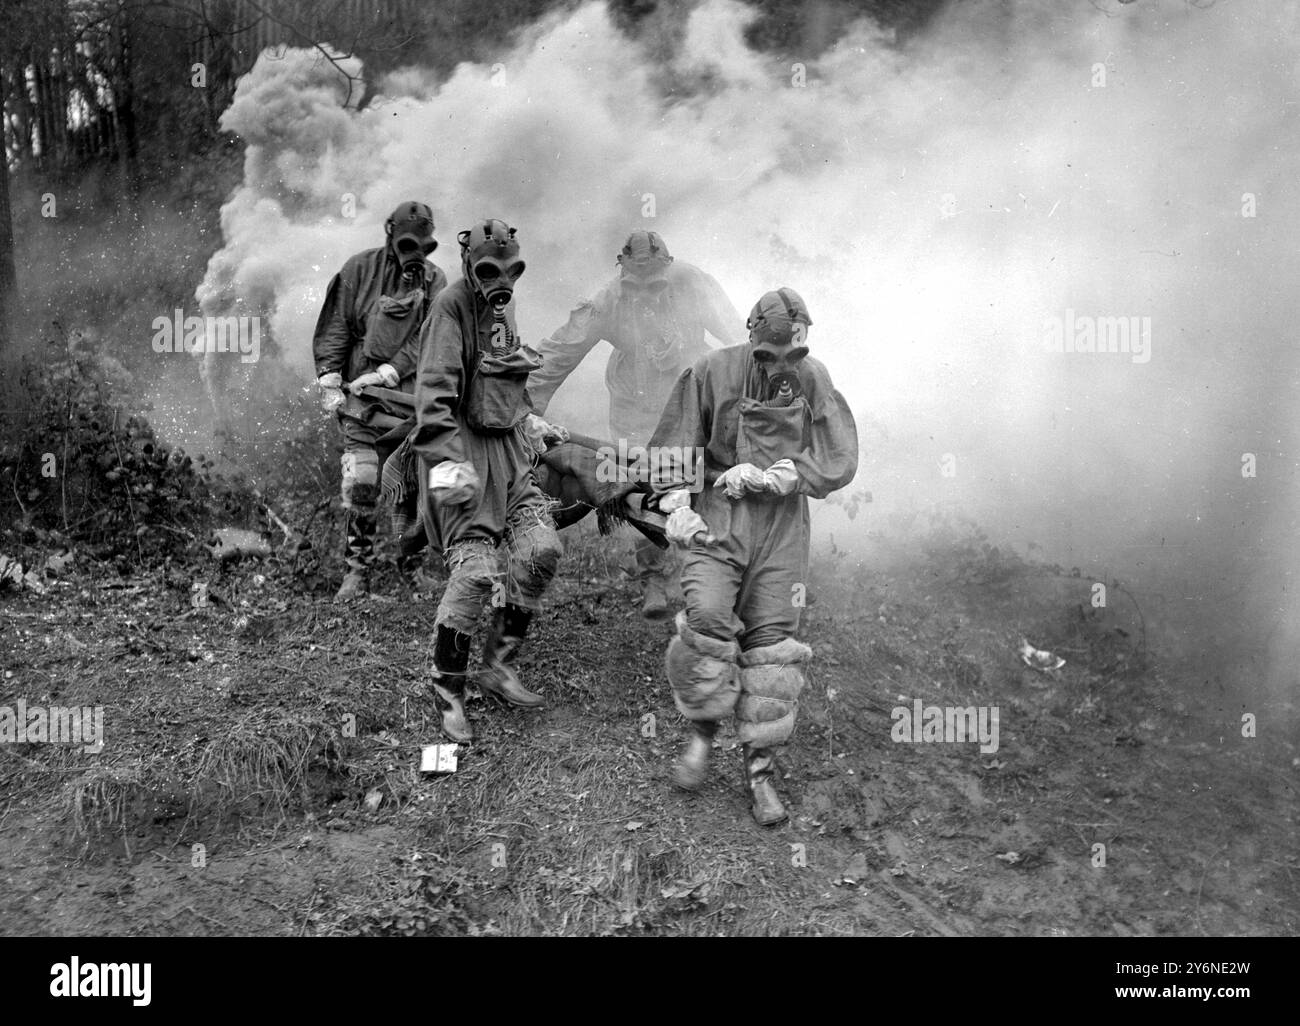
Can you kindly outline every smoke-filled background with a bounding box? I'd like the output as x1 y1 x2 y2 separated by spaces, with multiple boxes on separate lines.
185 0 1298 714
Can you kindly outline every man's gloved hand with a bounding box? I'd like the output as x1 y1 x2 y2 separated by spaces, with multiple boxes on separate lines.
665 507 714 547
762 459 800 496
428 461 481 507
713 463 767 500
318 372 345 414
348 364 399 395
523 413 570 455
659 489 693 514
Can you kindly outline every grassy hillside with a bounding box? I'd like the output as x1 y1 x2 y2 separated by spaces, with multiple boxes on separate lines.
1 520 1293 936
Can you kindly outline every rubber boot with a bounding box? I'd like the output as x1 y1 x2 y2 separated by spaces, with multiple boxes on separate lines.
641 575 670 621
477 604 544 708
742 743 788 826
431 624 474 742
335 487 377 603
673 720 717 791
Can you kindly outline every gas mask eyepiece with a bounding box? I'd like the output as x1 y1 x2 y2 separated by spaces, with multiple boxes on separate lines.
752 345 810 365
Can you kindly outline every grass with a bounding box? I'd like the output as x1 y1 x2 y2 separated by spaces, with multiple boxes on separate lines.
2 516 1297 936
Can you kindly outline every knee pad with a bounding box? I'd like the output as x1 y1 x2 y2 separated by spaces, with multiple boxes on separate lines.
341 450 379 508
665 611 740 722
735 636 812 747
510 519 562 579
506 509 563 601
436 540 499 633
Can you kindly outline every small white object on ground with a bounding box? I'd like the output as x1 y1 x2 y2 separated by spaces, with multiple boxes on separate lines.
1018 637 1065 671
420 744 459 774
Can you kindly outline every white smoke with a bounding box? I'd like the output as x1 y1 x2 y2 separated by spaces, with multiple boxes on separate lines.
193 0 1300 705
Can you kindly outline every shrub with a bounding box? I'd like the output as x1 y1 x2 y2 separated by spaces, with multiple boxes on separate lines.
0 324 246 563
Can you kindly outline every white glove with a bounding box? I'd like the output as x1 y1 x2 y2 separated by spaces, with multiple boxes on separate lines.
665 507 714 547
523 413 570 455
318 372 345 413
659 489 693 514
713 463 767 500
349 364 399 395
763 459 799 496
428 461 481 507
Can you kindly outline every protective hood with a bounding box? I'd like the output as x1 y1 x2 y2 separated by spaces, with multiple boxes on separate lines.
387 200 437 281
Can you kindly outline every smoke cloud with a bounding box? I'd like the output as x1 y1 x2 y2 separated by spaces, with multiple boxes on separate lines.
192 0 1300 710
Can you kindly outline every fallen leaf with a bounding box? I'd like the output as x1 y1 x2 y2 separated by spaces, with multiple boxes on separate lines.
44 552 75 574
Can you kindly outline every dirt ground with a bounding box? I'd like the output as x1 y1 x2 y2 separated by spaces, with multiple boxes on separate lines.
1 520 1296 937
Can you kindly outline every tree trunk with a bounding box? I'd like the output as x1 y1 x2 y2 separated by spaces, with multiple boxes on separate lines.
0 50 18 349
113 2 140 200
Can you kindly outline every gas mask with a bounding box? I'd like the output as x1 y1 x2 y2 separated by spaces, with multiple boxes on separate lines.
746 287 812 403
617 229 677 360
459 219 525 313
617 229 673 302
386 201 437 288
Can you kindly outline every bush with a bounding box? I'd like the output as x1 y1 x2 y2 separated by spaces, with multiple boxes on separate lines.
0 325 250 564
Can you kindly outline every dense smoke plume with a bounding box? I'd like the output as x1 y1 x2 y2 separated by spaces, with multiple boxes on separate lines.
191 0 1300 712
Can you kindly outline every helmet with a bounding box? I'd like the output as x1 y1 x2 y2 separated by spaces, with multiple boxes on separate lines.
386 201 437 276
746 287 811 400
458 218 524 309
746 287 811 350
617 230 673 294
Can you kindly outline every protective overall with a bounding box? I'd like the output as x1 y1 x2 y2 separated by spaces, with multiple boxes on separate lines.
411 220 561 739
527 231 743 618
651 287 858 824
313 201 447 601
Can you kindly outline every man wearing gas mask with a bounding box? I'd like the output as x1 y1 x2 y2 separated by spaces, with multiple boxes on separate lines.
313 201 447 602
527 230 743 619
649 288 858 826
410 219 567 743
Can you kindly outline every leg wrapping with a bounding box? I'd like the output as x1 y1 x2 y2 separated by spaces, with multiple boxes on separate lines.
735 637 812 747
504 505 562 609
665 610 740 722
340 450 379 509
435 540 498 633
